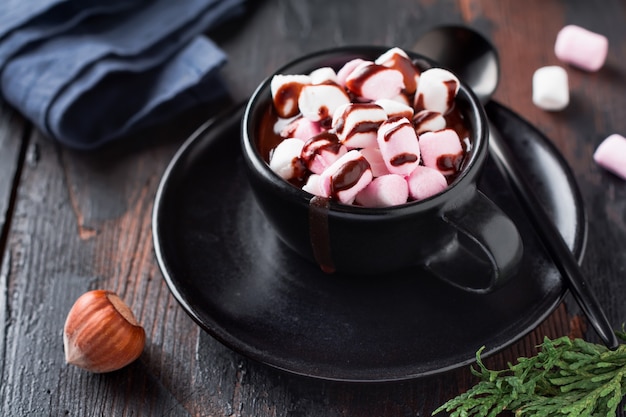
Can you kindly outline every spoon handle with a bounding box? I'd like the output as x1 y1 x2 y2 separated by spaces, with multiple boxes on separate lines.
488 121 619 350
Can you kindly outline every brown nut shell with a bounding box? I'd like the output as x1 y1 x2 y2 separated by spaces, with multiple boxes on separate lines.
63 290 146 373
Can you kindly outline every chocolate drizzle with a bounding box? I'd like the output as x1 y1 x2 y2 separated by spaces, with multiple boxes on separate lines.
345 63 388 97
330 157 370 199
308 196 335 273
391 153 419 166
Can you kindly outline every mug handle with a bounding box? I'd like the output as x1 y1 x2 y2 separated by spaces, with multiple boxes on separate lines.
423 187 523 293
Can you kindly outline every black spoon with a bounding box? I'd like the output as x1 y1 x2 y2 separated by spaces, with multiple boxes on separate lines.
413 25 619 350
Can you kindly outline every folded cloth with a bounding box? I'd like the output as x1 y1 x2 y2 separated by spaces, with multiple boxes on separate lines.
0 0 246 149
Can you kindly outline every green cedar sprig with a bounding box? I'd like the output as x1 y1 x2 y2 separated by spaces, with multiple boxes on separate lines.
433 330 626 417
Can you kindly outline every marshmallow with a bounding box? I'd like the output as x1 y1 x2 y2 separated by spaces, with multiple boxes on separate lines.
375 47 421 94
332 103 388 149
406 166 448 201
309 67 339 85
298 83 351 123
301 132 348 174
593 134 626 180
377 117 421 176
355 174 409 208
319 150 373 204
359 147 391 177
302 174 323 196
555 25 608 72
271 74 312 118
345 62 405 101
336 58 369 87
375 98 414 120
419 129 464 176
269 138 305 180
413 110 446 134
280 116 322 141
414 68 460 114
532 66 569 111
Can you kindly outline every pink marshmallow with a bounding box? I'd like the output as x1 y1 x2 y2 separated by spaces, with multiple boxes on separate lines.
360 147 391 177
298 83 351 123
332 102 388 149
269 138 305 180
593 134 626 180
375 47 421 94
414 68 460 114
555 25 608 72
345 62 405 101
406 166 448 201
319 150 373 204
280 116 322 141
336 58 369 87
377 117 421 176
270 74 312 118
419 129 464 176
301 132 348 174
413 110 446 134
355 174 409 208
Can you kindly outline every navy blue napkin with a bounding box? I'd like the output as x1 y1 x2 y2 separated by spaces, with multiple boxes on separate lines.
0 0 246 149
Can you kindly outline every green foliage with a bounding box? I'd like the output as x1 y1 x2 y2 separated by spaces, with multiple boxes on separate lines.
433 333 626 417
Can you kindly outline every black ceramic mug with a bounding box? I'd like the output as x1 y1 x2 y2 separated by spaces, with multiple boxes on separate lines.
241 46 523 293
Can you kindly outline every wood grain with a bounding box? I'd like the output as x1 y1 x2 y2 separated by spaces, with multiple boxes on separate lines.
1 0 625 416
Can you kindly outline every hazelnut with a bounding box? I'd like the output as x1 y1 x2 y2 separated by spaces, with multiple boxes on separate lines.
63 290 146 373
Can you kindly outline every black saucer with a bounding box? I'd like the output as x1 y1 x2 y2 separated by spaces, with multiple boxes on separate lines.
152 101 586 382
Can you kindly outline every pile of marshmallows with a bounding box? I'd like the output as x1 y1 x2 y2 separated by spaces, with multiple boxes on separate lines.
533 24 626 181
268 47 467 207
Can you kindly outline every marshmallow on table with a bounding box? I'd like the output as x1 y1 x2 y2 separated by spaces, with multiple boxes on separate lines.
355 174 409 208
270 74 312 118
298 83 351 122
414 68 459 114
407 166 448 201
593 134 626 180
269 138 305 180
377 117 421 176
319 150 373 204
332 102 388 149
532 66 569 111
300 132 347 174
419 128 464 176
555 25 608 72
345 62 405 101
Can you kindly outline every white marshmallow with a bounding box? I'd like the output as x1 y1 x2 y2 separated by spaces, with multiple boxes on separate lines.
414 68 459 114
269 138 305 180
309 67 339 84
555 25 608 72
302 174 323 196
298 83 351 122
270 74 312 118
593 134 626 180
355 174 409 208
413 110 446 134
532 66 569 111
332 102 388 149
375 98 414 120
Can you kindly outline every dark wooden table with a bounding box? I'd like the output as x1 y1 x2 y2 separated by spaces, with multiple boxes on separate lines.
2 1 626 415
